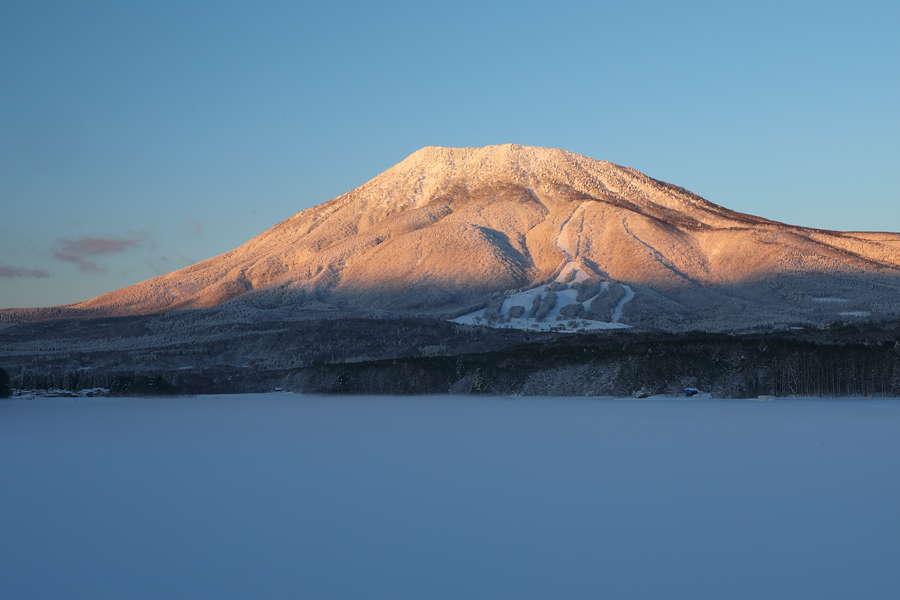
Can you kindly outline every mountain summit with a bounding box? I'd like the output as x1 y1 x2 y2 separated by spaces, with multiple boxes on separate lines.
15 145 900 330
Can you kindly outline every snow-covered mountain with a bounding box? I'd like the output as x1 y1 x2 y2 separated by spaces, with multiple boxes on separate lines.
11 145 900 331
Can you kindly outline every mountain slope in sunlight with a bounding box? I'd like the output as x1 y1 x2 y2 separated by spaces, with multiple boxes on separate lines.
9 145 900 331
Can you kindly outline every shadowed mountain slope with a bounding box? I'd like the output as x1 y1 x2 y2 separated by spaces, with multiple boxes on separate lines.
5 145 900 331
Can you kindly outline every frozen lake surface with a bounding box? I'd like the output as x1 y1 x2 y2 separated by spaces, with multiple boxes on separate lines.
2 394 899 599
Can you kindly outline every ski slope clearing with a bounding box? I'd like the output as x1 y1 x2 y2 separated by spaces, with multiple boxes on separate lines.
2 394 898 600
452 248 634 331
451 275 633 331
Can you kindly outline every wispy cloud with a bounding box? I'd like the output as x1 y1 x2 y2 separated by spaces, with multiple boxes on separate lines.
145 253 197 276
52 234 146 273
0 264 51 279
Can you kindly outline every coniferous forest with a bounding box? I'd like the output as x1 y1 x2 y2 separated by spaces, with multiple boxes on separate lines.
2 309 898 398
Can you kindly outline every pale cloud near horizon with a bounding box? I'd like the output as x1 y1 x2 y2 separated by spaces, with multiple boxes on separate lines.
52 234 147 273
0 264 51 279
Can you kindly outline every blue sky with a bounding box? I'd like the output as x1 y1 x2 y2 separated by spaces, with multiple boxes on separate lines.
2 0 898 309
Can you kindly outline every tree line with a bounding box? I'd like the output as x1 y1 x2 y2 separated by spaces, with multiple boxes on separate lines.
287 333 900 398
7 368 184 396
4 319 899 398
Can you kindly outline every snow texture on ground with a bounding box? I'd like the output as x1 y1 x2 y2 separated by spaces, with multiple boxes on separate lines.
451 276 633 331
2 393 898 600
452 215 633 331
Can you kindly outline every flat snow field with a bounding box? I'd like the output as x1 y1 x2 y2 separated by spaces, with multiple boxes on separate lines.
2 394 899 600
